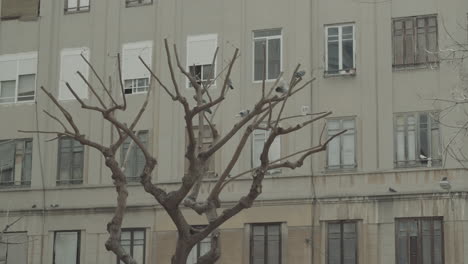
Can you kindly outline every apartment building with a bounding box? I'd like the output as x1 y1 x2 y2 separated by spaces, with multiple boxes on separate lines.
0 0 467 263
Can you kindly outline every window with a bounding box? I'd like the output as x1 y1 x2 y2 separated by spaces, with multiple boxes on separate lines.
394 112 441 168
126 0 152 7
327 221 357 264
250 223 281 264
0 139 32 187
0 232 28 264
253 29 282 81
121 131 148 182
325 24 355 75
59 48 90 100
53 231 80 264
185 125 215 174
396 218 443 264
0 52 37 104
57 138 84 185
118 229 146 264
327 118 356 170
252 129 280 169
1 0 40 20
393 15 438 66
122 41 152 95
187 226 211 264
65 0 90 13
186 34 217 88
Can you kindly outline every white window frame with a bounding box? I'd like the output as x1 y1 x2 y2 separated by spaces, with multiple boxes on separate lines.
252 29 283 82
251 128 281 172
326 117 357 170
122 41 153 95
59 47 90 101
125 0 153 8
394 111 441 168
324 23 356 75
186 34 218 88
118 228 146 264
0 52 37 104
64 0 90 13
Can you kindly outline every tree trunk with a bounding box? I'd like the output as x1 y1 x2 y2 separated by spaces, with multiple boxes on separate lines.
171 239 192 264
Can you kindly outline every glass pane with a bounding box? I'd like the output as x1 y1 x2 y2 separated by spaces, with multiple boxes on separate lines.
67 0 78 8
133 245 144 264
1 233 28 264
342 39 354 70
419 113 429 161
342 134 355 166
328 39 339 72
187 246 198 264
328 223 341 264
54 232 78 264
18 74 35 101
407 116 416 161
81 0 90 7
202 64 214 81
21 150 32 184
404 20 415 64
254 29 281 38
254 39 266 81
434 220 443 264
59 152 71 181
268 38 281 80
422 220 432 264
267 240 280 264
328 138 340 167
0 80 15 104
0 141 15 185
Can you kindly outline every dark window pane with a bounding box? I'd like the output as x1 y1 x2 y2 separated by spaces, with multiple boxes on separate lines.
254 39 266 81
268 38 281 80
328 223 342 264
328 41 339 72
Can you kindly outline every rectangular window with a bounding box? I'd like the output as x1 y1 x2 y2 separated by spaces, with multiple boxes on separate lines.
252 129 281 169
250 223 282 264
57 138 84 185
1 0 40 20
0 232 28 264
393 15 438 66
327 221 357 264
53 231 80 264
126 0 152 7
122 41 152 95
185 125 215 174
327 118 356 170
118 229 146 264
59 48 90 100
186 34 217 88
187 226 211 264
325 24 355 74
65 0 90 13
0 52 37 104
253 29 282 81
0 139 32 187
121 131 148 182
396 218 444 264
394 112 441 168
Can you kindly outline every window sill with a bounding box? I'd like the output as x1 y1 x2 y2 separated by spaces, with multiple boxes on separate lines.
325 166 357 174
0 183 31 190
64 9 90 15
0 100 36 106
253 79 280 84
392 62 439 71
125 3 153 8
394 160 441 169
323 69 356 78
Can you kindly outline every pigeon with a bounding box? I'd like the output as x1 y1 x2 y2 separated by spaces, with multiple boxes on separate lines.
388 187 397 193
275 79 289 94
227 78 234 90
295 70 306 78
238 109 250 117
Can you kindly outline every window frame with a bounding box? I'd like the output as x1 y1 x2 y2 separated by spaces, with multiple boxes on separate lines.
249 222 282 264
324 23 356 75
393 111 441 168
326 117 357 171
57 137 84 185
0 52 38 105
186 34 218 89
122 41 153 95
392 14 439 68
0 138 33 187
252 28 283 82
120 130 149 182
395 217 444 264
53 230 81 264
117 228 146 264
326 220 358 264
125 0 153 8
64 0 91 14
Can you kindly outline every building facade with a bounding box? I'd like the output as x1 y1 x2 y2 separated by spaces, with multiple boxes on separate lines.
0 0 468 263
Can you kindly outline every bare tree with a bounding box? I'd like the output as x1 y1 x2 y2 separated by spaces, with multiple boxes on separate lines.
429 19 468 168
20 40 343 264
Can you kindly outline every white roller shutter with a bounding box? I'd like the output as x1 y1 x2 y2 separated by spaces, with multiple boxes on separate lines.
59 47 90 100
